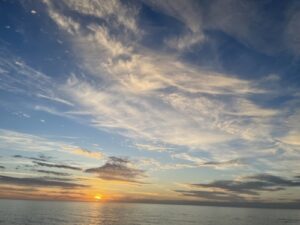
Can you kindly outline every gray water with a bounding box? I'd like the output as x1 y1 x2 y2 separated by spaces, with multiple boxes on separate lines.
0 200 299 225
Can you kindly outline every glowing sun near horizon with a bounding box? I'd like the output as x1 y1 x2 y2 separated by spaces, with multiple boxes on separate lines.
94 195 103 201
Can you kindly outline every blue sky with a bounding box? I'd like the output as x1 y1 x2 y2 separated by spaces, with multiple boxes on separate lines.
0 0 300 206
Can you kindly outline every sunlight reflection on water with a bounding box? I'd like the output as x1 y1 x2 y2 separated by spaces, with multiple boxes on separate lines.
0 200 300 225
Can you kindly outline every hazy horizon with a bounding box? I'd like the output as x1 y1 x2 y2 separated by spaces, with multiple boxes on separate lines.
1 197 300 210
1 0 300 211
2 199 300 225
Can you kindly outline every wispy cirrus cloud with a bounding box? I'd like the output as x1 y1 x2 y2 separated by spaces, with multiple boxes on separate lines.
0 1 296 175
144 0 203 33
279 110 300 148
0 50 51 96
134 143 170 152
42 0 284 157
0 129 103 159
144 0 205 50
172 152 247 169
144 0 291 55
36 93 74 107
28 2 300 189
0 48 72 109
0 129 63 153
58 0 140 33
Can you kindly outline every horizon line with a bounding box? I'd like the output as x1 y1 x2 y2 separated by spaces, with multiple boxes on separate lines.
1 197 300 210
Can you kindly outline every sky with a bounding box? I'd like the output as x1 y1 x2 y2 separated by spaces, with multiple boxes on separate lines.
0 0 300 208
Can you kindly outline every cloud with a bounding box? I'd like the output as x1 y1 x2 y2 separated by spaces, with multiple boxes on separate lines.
34 161 82 171
285 2 300 55
57 0 140 33
0 0 291 173
13 154 51 162
0 166 5 169
35 170 70 176
39 0 293 180
172 153 206 164
85 156 146 183
144 0 300 56
64 147 104 159
36 93 74 106
144 0 203 33
136 157 195 171
165 31 205 50
201 158 247 168
0 175 87 188
0 50 52 95
0 186 37 193
0 48 72 109
279 109 300 145
145 0 205 50
281 132 300 146
12 112 31 119
1 132 55 155
174 173 300 204
38 0 286 164
1 129 103 160
34 105 71 118
190 174 300 196
172 153 248 169
134 143 170 152
2 0 296 190
0 0 299 204
0 129 65 152
176 190 245 202
63 74 272 150
208 0 288 55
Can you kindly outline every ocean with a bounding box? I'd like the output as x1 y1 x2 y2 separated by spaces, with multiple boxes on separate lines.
0 200 299 225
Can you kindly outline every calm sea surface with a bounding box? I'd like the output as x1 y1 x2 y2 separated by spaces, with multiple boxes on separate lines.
0 199 299 225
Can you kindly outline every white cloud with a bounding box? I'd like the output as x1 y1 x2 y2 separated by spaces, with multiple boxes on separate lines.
0 129 103 159
44 0 281 154
136 157 194 171
280 110 300 147
61 0 139 33
6 0 283 179
63 146 104 159
63 76 233 148
0 129 61 152
281 132 300 146
172 153 206 164
0 54 52 95
135 143 170 152
36 94 74 106
0 49 74 110
165 31 205 50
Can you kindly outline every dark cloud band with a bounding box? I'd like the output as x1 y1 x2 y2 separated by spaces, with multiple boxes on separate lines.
0 175 87 189
85 156 146 183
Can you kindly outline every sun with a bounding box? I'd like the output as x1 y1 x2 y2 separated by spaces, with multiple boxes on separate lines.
94 194 102 201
